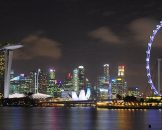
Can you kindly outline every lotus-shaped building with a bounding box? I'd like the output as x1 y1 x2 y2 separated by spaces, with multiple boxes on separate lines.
72 88 91 101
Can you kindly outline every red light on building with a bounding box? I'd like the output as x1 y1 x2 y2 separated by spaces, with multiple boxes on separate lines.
67 73 72 79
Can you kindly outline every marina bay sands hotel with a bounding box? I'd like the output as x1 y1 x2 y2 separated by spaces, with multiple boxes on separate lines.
0 44 23 98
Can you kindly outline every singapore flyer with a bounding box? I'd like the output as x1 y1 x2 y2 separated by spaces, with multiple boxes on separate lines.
146 21 162 96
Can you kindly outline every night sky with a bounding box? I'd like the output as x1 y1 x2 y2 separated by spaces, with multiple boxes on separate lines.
1 0 162 90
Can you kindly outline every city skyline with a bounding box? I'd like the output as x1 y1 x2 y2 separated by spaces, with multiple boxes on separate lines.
10 64 125 84
8 64 129 100
1 1 162 130
1 0 162 91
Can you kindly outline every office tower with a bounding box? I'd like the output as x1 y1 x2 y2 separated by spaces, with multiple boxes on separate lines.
78 66 85 90
72 68 79 92
64 73 73 90
10 74 32 94
97 76 106 87
28 71 35 93
38 70 48 94
118 65 125 77
0 51 5 95
97 76 108 100
97 64 111 100
61 73 73 98
49 69 55 80
103 64 110 84
118 65 127 96
111 65 127 98
48 69 56 86
111 78 117 97
47 68 57 96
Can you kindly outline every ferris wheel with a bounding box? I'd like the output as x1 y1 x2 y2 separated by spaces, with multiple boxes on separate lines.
146 21 162 96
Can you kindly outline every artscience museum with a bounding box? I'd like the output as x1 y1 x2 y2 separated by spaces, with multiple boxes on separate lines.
71 88 91 101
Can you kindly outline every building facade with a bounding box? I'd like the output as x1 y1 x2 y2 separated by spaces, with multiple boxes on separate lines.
0 51 5 96
78 66 85 90
111 65 127 99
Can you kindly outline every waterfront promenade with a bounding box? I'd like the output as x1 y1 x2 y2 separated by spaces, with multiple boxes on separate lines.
1 97 162 109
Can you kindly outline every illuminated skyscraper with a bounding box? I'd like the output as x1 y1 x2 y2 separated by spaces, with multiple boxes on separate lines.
118 65 125 77
111 65 127 98
47 68 57 96
38 70 48 94
61 73 73 98
49 69 55 80
97 64 111 100
10 74 32 94
28 71 36 93
97 76 108 100
103 64 110 84
48 69 56 86
78 66 85 90
63 73 73 90
0 51 5 95
117 65 126 97
72 68 79 92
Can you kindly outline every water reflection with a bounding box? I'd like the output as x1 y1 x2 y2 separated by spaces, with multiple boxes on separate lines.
0 107 161 130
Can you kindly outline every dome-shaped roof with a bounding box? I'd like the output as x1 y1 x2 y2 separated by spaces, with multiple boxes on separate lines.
31 93 51 99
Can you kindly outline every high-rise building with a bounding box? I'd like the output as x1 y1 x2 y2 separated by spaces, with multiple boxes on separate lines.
78 66 85 90
28 71 35 93
49 69 55 80
72 68 79 92
38 70 48 94
48 69 56 86
103 64 110 84
61 73 73 98
111 78 127 97
47 68 57 96
10 74 32 94
111 65 127 98
63 73 73 90
118 65 125 77
0 51 5 95
97 64 111 100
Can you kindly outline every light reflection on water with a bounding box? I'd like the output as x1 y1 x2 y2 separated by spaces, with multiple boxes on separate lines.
0 107 162 130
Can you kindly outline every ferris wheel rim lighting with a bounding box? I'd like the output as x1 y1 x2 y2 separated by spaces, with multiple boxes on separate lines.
146 21 162 96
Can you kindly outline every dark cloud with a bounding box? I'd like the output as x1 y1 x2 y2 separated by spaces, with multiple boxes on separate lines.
14 34 62 60
129 18 162 48
88 18 162 48
129 18 157 43
88 27 122 44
